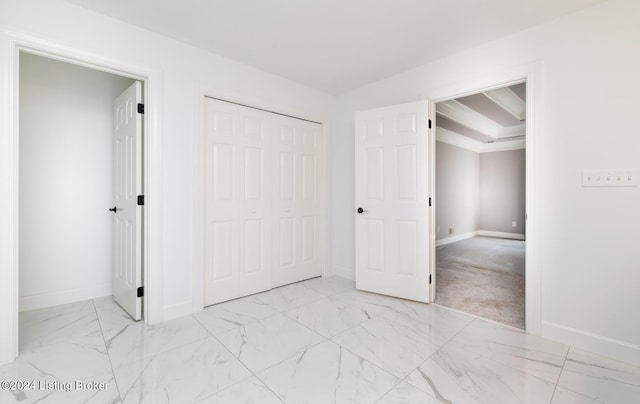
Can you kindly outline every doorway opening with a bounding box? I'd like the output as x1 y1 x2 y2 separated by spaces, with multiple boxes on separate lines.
18 52 144 334
433 82 527 329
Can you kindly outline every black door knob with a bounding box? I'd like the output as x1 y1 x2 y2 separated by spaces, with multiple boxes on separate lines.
109 206 118 213
357 207 368 214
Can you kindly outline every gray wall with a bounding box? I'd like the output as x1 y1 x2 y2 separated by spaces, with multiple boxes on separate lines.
479 149 526 234
435 141 479 240
19 52 135 310
436 142 526 241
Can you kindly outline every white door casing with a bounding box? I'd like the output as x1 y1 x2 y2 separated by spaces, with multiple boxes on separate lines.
355 100 431 302
203 98 322 305
272 117 322 287
112 81 143 320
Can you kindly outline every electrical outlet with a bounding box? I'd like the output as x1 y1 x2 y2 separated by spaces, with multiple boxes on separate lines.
436 225 440 233
512 221 517 227
449 227 455 235
583 169 639 187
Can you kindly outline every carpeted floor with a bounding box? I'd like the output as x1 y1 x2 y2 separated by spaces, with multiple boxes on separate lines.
435 236 525 329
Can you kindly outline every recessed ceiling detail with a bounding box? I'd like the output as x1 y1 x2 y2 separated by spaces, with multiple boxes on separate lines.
436 83 526 152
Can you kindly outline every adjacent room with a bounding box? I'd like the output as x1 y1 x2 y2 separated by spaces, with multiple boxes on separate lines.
435 83 527 329
18 53 139 314
1 0 639 403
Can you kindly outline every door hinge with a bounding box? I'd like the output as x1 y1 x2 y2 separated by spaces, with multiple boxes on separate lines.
137 103 145 114
429 197 432 207
137 195 144 206
428 119 432 129
137 286 144 298
429 274 432 284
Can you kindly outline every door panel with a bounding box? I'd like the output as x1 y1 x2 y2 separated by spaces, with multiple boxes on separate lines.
204 98 322 305
112 81 142 320
204 99 272 304
355 100 431 303
272 119 322 287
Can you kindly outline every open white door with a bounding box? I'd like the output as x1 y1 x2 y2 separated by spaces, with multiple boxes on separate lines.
112 81 143 320
355 100 431 303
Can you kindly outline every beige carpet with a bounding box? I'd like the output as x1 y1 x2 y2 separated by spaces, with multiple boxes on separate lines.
435 236 525 329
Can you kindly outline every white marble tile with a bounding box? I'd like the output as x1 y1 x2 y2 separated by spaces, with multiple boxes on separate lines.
376 382 441 404
259 340 397 404
253 283 326 311
551 386 603 404
19 300 104 351
380 302 473 343
194 295 279 335
331 290 404 316
285 296 372 338
1 300 112 404
557 347 640 404
297 276 356 296
215 313 325 373
94 296 138 342
197 376 281 404
406 341 556 404
448 319 569 383
331 315 443 378
0 341 114 403
3 371 121 404
113 337 251 404
105 314 210 369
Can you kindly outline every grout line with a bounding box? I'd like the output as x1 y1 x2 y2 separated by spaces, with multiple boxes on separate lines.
549 345 572 402
91 298 124 402
251 372 288 404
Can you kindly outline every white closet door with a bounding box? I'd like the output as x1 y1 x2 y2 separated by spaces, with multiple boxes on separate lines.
204 98 322 306
204 99 272 306
272 118 322 287
354 100 431 303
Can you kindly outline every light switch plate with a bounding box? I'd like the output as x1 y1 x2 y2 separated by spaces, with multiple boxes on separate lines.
583 169 639 187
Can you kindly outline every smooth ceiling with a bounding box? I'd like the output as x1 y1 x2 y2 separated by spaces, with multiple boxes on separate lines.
65 0 604 94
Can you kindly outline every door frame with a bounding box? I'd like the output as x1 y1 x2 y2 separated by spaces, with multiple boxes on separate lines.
0 30 164 365
191 84 329 313
427 63 542 334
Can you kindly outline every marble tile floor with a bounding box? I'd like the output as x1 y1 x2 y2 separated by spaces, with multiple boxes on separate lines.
1 276 638 404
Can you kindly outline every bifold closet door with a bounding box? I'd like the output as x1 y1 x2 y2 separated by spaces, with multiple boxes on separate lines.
204 99 273 306
272 118 322 287
204 98 322 306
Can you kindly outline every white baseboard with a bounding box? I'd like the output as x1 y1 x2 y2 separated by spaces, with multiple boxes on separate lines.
477 230 525 240
19 284 112 312
436 231 478 247
163 300 193 321
335 265 355 280
542 321 640 367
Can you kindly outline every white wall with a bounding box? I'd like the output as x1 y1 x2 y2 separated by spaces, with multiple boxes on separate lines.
331 0 640 364
19 52 134 311
0 0 334 359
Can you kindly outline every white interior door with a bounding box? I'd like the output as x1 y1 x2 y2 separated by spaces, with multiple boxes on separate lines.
204 98 272 306
112 81 143 320
272 117 322 287
355 100 431 302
